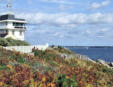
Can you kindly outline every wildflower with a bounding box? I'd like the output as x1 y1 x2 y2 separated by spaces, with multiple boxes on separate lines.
7 65 13 70
42 77 46 82
0 82 3 86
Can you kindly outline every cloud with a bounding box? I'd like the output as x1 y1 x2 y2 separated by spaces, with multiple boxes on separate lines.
25 24 113 45
28 0 33 4
59 4 74 11
17 12 113 28
40 0 75 5
23 14 113 45
89 0 110 9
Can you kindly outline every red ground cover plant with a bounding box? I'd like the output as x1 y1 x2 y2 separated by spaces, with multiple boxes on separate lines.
0 47 112 87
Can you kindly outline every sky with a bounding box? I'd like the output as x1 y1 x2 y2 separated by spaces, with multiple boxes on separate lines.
0 0 113 46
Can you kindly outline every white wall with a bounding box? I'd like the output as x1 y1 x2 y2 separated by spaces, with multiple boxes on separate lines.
0 21 25 41
4 44 49 53
7 22 14 29
0 22 14 29
14 30 24 40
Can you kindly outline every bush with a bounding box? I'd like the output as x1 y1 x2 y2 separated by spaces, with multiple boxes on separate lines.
103 67 113 74
51 45 55 48
6 38 16 46
0 38 9 46
0 65 7 70
57 74 78 87
0 37 29 46
58 46 63 49
17 58 25 64
32 49 55 60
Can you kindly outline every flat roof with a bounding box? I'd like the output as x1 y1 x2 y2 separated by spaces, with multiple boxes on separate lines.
0 14 26 22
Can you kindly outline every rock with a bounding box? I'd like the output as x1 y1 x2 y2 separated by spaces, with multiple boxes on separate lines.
109 62 113 67
60 53 74 59
97 59 110 68
60 53 67 58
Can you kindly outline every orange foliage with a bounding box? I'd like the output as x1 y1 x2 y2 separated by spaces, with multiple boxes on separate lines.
7 65 13 70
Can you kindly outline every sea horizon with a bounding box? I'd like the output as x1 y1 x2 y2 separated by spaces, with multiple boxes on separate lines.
65 46 113 62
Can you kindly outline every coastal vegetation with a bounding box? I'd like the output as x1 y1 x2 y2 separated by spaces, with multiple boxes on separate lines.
0 46 112 87
0 37 29 46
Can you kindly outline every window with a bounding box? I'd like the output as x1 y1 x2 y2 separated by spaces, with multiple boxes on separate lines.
6 30 8 33
5 22 7 25
13 22 24 28
0 30 8 34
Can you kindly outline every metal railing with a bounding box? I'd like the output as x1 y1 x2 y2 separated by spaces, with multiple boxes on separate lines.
14 26 26 29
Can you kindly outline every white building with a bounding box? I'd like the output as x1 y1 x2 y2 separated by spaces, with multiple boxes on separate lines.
0 13 26 40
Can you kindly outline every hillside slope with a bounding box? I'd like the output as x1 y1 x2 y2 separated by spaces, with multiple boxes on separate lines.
0 38 29 46
0 47 113 87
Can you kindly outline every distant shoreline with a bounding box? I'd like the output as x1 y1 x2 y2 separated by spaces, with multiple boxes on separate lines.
65 46 113 48
65 46 113 62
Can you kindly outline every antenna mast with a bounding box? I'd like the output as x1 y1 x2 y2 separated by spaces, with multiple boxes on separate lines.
7 0 12 14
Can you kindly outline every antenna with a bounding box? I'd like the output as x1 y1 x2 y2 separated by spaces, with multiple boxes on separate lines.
7 0 12 13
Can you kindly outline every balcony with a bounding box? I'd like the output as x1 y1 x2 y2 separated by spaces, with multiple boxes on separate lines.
14 26 26 29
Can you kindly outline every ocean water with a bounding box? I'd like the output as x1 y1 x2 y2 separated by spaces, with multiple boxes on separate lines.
66 46 113 62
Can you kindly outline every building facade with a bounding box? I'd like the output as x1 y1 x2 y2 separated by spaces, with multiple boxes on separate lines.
0 13 26 40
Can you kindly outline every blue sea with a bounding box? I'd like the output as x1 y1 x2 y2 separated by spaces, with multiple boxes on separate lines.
66 46 113 62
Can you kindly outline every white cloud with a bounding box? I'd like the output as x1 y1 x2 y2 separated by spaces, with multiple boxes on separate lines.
89 0 110 9
40 0 75 5
59 4 74 11
17 12 113 28
28 0 33 4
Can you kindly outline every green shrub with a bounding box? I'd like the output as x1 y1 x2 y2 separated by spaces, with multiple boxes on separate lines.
48 60 58 66
17 58 25 64
103 67 113 74
51 45 55 48
0 37 29 46
6 38 16 46
0 65 7 70
0 51 3 57
32 49 55 60
58 46 63 49
0 38 10 46
10 55 15 60
57 74 78 87
32 49 45 57
43 53 55 60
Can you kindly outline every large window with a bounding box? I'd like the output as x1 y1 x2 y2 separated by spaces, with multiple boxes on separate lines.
13 22 25 29
13 22 24 27
0 22 7 26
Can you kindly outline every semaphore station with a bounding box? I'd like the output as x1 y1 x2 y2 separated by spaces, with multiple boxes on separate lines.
0 13 26 41
0 0 26 41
